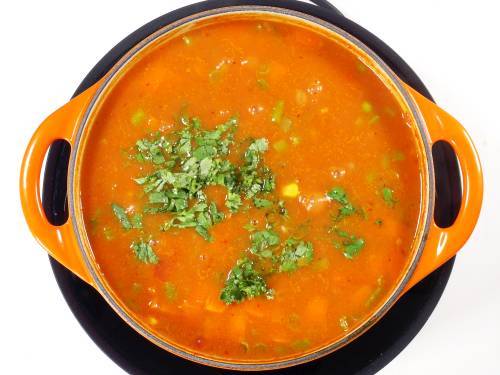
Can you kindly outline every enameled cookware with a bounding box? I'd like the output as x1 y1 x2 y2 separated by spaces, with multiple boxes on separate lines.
20 5 482 371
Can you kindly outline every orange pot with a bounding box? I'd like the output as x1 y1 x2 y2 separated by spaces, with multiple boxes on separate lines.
19 7 482 370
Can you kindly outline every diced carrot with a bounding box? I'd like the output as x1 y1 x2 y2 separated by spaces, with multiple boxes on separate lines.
229 314 247 340
304 297 329 323
205 296 226 313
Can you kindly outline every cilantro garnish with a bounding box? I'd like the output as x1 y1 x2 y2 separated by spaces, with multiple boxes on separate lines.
131 239 159 264
220 224 315 304
381 187 397 207
253 198 273 208
220 258 274 304
327 186 356 220
278 238 314 272
111 203 143 230
249 229 280 259
226 192 242 213
129 115 280 241
111 203 132 230
333 229 365 259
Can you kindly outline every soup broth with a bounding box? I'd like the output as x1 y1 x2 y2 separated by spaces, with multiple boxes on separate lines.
80 16 421 362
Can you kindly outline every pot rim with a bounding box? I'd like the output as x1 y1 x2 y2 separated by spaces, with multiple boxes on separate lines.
68 5 435 370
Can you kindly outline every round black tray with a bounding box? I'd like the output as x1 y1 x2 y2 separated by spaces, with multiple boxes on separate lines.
42 1 462 374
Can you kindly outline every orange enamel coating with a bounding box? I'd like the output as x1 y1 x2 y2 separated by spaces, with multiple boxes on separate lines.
20 83 101 286
403 83 483 292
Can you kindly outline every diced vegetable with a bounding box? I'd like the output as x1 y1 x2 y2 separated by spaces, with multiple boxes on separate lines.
368 115 380 125
256 78 268 90
312 258 330 271
131 109 145 126
282 182 299 198
289 136 301 145
103 227 113 240
361 101 373 113
292 339 311 350
205 297 226 313
271 100 285 123
164 282 177 301
273 139 288 152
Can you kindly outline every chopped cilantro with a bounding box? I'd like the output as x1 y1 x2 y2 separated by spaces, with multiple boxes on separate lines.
130 115 277 241
220 258 274 304
327 186 356 220
135 136 170 164
334 229 365 259
226 192 242 212
131 213 143 229
131 239 159 264
253 197 273 208
250 229 280 258
111 203 132 230
243 221 258 232
278 238 314 272
381 187 397 207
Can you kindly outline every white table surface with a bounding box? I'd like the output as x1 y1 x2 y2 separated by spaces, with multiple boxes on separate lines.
2 0 498 373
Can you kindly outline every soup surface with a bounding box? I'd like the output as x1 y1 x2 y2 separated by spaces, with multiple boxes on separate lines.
81 15 422 362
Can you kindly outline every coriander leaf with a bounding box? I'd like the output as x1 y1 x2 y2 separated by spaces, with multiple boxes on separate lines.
220 258 274 304
131 213 143 229
250 229 280 258
131 239 159 264
128 114 275 242
253 197 273 208
327 186 356 220
381 187 397 207
226 192 242 213
278 238 314 272
111 203 132 230
334 229 365 259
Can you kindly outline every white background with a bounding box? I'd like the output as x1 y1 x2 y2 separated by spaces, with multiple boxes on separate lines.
2 0 498 373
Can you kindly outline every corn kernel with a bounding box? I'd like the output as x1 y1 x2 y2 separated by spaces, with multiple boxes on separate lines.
282 183 299 198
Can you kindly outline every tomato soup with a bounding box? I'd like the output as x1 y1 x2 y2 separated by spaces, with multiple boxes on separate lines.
80 16 421 362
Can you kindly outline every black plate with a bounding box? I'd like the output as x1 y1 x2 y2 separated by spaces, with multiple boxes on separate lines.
42 1 462 374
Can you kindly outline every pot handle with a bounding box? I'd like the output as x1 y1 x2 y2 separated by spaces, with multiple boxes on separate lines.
20 84 100 286
402 84 483 292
